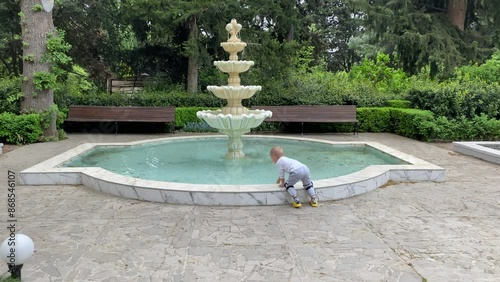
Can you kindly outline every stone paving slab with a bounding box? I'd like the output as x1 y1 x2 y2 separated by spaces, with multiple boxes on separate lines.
0 133 498 281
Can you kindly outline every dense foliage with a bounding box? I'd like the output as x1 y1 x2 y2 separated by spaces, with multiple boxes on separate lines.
0 112 42 144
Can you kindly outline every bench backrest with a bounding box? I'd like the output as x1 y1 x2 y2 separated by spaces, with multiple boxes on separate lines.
251 105 357 122
66 106 175 122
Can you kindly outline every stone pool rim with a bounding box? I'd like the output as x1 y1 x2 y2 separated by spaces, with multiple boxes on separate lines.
453 141 500 165
20 135 445 206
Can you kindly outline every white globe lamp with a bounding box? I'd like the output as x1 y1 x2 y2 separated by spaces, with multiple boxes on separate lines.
0 234 35 279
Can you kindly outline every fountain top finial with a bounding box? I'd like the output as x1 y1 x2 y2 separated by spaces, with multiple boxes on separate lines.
226 19 242 42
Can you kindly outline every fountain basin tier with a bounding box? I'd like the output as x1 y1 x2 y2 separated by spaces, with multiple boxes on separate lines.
221 42 246 54
207 85 262 100
196 109 272 130
19 135 445 206
214 61 254 73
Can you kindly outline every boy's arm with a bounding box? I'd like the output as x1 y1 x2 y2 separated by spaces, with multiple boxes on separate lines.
275 161 285 187
276 177 285 187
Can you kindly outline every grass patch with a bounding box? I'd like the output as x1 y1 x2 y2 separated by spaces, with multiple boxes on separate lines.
0 276 21 282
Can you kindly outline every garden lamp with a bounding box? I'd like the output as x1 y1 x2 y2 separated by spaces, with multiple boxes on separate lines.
0 234 35 279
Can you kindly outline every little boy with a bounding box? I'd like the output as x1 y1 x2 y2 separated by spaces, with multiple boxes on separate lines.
270 146 318 208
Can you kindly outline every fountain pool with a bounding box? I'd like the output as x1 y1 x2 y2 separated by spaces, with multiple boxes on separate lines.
62 137 408 184
20 135 445 206
19 19 445 205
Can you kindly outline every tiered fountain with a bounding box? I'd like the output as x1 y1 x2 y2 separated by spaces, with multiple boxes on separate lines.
196 19 272 159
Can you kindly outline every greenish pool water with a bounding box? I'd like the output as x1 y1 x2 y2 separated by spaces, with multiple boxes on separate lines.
62 137 407 184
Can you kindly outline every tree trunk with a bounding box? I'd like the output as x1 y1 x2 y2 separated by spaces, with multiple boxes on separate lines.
286 25 294 42
186 16 199 93
20 0 57 139
448 0 467 31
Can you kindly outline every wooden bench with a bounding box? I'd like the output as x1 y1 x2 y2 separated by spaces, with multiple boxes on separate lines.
251 105 358 134
106 76 147 94
65 105 176 134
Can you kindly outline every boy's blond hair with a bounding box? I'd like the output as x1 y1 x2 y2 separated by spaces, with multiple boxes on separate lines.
270 146 284 158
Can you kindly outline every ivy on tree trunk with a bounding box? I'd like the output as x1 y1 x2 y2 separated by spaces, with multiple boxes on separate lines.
20 0 57 139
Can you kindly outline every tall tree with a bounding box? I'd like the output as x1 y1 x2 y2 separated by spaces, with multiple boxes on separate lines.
0 0 22 76
447 0 466 30
20 0 57 139
52 0 125 85
122 0 244 93
351 0 500 77
302 0 363 71
242 0 303 42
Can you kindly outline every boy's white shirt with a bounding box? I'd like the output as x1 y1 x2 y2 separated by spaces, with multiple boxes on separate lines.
276 156 306 179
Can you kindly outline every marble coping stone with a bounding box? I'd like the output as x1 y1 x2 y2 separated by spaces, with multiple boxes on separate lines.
452 141 500 165
20 135 445 206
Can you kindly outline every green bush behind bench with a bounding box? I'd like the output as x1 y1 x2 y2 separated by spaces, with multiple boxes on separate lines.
387 100 411 109
175 107 219 127
0 113 43 144
407 81 500 120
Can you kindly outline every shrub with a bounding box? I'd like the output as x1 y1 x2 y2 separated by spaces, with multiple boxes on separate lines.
0 113 43 144
407 86 463 119
357 108 392 132
55 65 98 100
181 122 218 133
348 52 410 95
447 115 500 141
470 114 500 141
175 107 218 128
0 76 22 113
387 100 411 108
390 108 435 141
248 70 398 108
56 90 224 110
407 79 500 120
428 116 458 141
453 49 500 84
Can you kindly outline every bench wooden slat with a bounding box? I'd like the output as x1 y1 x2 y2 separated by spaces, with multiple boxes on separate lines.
251 105 358 134
65 106 176 133
251 105 358 122
66 106 175 122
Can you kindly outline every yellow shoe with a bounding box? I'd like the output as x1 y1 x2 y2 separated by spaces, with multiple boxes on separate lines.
292 198 302 208
309 198 318 207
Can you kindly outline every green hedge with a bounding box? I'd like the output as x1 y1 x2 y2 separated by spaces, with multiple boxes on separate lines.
175 107 218 127
430 114 500 141
0 113 43 144
407 81 500 120
252 107 500 142
357 108 500 141
387 100 411 108
390 109 435 141
55 91 224 110
357 107 392 132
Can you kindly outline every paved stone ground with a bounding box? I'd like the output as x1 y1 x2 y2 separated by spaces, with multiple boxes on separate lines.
0 133 498 282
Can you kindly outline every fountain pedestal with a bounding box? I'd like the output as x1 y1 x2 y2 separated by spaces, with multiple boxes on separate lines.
196 19 272 158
